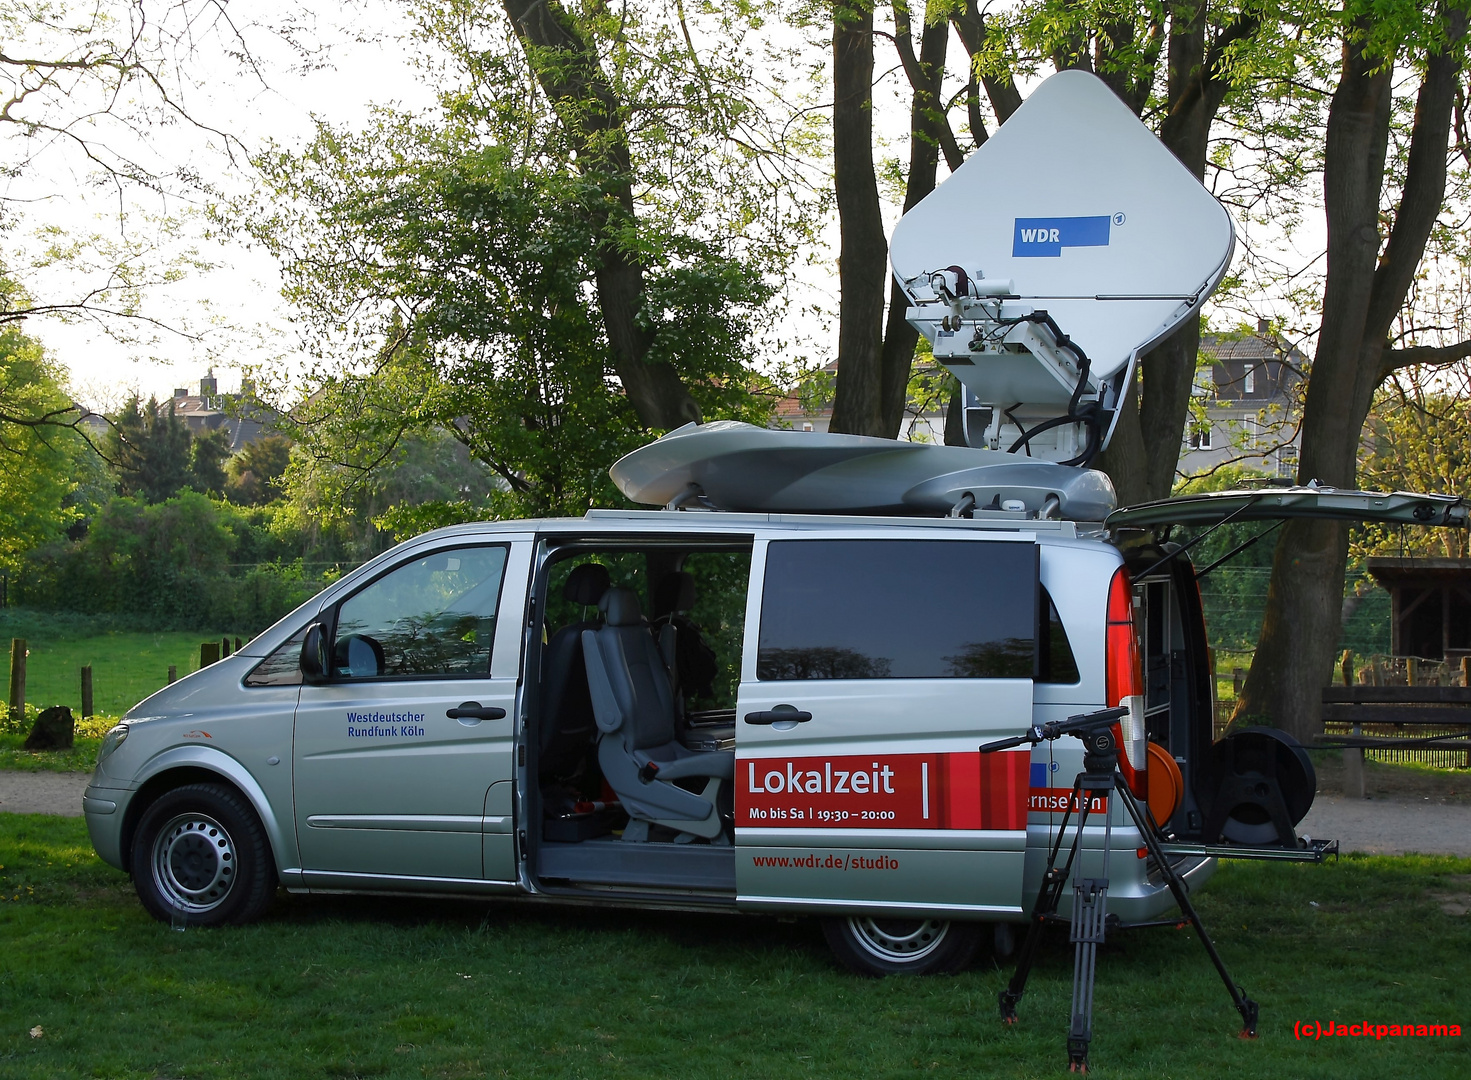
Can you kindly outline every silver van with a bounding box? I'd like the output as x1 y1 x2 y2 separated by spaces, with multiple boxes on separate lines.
83 428 1451 975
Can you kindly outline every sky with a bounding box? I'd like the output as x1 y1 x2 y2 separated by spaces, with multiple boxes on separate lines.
8 2 437 405
5 1 1333 413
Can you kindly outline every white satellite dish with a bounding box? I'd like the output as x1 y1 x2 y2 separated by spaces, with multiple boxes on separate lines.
889 70 1236 463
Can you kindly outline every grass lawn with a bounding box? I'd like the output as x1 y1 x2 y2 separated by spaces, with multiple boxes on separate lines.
0 815 1466 1079
0 609 248 717
0 735 101 773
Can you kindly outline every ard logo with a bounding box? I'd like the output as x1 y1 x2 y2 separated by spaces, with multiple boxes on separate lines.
1013 215 1118 257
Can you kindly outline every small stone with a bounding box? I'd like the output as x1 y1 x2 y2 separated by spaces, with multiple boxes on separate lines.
23 706 74 751
29 1025 43 1038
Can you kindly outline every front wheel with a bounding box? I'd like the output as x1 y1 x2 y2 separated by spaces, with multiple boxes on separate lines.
821 916 980 976
131 782 275 927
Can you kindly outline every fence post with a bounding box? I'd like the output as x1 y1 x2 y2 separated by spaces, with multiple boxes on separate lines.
1408 657 1419 686
1232 667 1243 699
200 642 220 668
234 636 242 653
168 665 177 684
221 636 230 658
8 638 25 723
81 665 93 718
1340 649 1353 687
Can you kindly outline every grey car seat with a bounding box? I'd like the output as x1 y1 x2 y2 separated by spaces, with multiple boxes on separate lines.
651 570 718 703
538 563 611 783
582 587 734 840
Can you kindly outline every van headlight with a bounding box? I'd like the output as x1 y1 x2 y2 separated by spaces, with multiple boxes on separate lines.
97 725 129 765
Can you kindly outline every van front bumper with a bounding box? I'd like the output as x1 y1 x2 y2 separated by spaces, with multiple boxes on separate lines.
84 782 133 871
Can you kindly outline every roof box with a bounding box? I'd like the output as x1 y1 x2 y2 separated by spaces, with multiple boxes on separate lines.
609 421 1116 520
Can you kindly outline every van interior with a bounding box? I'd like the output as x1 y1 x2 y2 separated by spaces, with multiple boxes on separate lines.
1120 537 1217 842
528 540 752 900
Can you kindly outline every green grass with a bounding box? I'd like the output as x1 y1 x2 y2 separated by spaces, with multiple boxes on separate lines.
0 815 1467 1078
0 607 249 717
0 734 101 773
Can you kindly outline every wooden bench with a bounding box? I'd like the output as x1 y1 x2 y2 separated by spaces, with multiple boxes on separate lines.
1315 685 1471 796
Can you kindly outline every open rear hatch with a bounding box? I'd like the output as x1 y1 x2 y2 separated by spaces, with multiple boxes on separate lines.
1107 483 1468 862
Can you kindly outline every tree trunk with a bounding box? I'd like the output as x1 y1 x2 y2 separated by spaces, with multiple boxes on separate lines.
1236 11 1465 742
502 0 701 430
1095 5 1257 501
877 1 952 437
828 0 889 437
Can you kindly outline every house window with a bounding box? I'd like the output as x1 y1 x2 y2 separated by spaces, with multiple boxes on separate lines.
1243 365 1257 395
1277 444 1299 479
1188 423 1213 450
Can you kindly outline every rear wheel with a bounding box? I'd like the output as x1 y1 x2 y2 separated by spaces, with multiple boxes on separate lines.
131 782 275 927
822 916 980 976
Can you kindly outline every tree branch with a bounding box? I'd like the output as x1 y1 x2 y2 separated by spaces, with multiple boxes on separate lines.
1379 340 1471 380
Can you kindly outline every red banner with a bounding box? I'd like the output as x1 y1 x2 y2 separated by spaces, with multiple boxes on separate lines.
736 750 1029 830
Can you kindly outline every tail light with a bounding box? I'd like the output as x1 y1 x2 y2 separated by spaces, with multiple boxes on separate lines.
1106 565 1148 797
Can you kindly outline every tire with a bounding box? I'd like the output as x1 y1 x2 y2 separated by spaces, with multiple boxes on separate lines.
131 782 276 927
821 916 981 976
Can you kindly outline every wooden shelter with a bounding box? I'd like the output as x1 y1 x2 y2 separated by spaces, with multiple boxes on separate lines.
1365 557 1471 661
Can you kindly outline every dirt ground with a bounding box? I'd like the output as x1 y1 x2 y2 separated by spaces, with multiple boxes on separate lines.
0 770 90 816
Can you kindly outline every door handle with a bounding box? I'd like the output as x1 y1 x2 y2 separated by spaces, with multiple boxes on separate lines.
447 702 507 722
744 706 813 725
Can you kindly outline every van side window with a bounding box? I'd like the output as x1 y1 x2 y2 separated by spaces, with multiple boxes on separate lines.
757 539 1037 680
331 545 509 680
243 627 309 687
1037 587 1080 684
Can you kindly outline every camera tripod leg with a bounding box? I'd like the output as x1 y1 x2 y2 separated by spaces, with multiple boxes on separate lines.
1117 784 1260 1038
999 789 1092 1024
1066 874 1108 1072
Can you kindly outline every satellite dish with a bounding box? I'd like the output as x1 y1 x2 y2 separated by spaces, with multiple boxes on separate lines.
889 70 1236 464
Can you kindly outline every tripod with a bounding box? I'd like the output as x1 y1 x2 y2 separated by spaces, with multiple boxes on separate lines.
980 708 1258 1073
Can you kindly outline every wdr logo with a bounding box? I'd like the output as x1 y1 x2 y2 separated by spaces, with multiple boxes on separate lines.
1013 215 1114 257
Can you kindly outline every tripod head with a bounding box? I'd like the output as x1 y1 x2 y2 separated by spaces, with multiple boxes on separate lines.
979 705 1128 774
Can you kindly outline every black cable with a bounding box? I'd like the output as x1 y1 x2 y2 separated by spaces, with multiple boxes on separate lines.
1004 310 1099 464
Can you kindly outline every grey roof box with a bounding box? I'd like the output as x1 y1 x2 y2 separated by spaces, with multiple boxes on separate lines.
609 421 1116 520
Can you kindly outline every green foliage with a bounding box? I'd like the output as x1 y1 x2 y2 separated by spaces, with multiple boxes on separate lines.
0 327 83 575
190 429 230 498
1356 369 1471 559
20 493 332 633
107 397 195 504
224 434 291 506
239 0 818 521
280 423 507 557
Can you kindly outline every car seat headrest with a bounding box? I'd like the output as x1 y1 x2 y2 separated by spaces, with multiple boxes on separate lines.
599 587 644 627
564 563 611 606
653 571 696 616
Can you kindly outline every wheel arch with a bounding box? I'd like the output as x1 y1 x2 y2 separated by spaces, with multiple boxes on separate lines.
121 748 293 877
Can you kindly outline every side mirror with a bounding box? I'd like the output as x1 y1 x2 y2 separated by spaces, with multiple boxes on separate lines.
300 622 330 684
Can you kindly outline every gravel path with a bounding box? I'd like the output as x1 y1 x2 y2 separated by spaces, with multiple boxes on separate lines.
1299 795 1471 857
0 770 90 816
2 771 1468 857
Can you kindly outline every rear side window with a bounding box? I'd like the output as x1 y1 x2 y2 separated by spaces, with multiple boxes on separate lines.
757 539 1037 680
1038 587 1080 684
